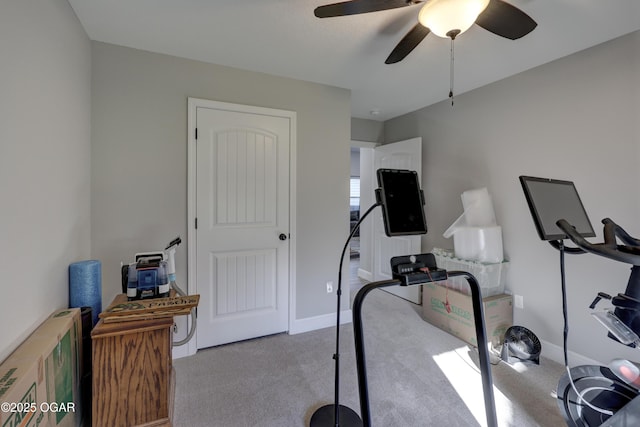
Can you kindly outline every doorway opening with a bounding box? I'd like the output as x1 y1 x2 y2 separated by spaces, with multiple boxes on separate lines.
350 148 361 260
350 142 377 297
349 138 423 303
350 147 364 297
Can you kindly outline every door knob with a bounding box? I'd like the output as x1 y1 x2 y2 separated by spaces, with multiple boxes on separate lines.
279 233 288 241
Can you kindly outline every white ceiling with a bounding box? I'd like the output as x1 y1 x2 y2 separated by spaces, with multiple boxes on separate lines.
68 0 640 121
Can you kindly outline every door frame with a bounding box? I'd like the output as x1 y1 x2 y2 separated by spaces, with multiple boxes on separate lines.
183 97 297 358
372 137 423 303
357 138 423 301
351 140 379 283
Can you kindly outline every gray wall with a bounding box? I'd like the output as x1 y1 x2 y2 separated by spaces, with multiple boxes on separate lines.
0 1 92 361
91 42 352 333
351 117 384 144
350 148 360 177
385 31 640 363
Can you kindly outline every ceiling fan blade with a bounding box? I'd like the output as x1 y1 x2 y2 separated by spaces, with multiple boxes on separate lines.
475 0 537 40
314 0 421 18
385 23 430 64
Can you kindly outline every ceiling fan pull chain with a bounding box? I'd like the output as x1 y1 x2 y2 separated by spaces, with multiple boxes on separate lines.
449 36 455 106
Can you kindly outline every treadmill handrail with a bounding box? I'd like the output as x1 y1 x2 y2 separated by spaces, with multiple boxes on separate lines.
556 218 640 266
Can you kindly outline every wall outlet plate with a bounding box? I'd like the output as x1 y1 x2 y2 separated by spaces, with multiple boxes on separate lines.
515 295 524 309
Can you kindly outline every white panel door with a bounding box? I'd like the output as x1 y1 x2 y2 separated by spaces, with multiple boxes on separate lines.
196 105 291 348
373 138 423 303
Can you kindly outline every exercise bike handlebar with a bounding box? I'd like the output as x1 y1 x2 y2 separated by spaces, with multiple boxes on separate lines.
556 218 640 265
603 218 640 247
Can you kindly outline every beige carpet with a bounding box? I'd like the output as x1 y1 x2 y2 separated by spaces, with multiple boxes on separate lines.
173 284 567 427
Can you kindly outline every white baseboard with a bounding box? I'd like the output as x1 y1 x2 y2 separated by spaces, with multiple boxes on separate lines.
358 268 372 282
172 310 353 359
289 309 353 335
172 344 190 359
540 339 602 366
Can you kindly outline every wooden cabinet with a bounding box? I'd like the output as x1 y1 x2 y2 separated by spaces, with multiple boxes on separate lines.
91 295 174 427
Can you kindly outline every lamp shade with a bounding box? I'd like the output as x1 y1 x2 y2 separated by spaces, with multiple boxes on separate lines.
418 0 490 38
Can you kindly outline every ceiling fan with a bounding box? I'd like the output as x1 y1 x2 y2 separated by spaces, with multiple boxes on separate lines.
314 0 537 64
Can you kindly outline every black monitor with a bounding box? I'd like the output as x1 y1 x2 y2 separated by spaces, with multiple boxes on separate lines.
376 169 428 236
520 175 595 241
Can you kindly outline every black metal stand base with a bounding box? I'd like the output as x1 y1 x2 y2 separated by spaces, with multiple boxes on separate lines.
310 404 362 427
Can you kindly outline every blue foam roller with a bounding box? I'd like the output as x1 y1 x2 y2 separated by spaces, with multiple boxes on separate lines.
69 260 102 326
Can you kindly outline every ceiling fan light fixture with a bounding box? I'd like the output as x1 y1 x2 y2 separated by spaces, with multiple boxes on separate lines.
418 0 490 39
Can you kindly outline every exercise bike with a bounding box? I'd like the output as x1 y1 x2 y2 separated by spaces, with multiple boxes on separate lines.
521 176 640 426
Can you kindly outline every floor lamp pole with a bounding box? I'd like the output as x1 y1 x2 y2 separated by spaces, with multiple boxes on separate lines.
310 203 380 427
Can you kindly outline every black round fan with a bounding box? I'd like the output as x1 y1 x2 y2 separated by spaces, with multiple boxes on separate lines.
314 0 537 64
501 325 541 365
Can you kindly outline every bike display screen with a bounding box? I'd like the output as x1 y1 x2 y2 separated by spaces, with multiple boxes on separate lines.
520 175 595 241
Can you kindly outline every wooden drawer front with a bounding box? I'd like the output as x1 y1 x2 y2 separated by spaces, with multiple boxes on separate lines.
92 322 171 427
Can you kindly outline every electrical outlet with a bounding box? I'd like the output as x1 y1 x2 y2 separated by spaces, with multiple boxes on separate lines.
515 295 524 309
173 323 178 333
326 281 334 294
